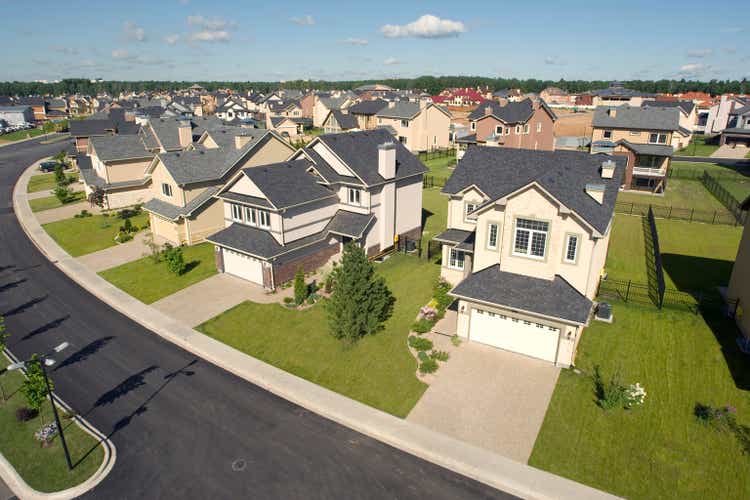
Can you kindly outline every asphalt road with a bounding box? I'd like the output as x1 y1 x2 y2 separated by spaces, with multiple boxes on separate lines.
0 138 513 499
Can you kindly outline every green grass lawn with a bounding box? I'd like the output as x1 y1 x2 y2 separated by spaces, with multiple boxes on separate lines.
0 355 104 492
43 212 150 257
616 179 730 214
718 178 750 202
308 127 325 137
421 155 456 180
0 128 44 143
422 187 448 240
677 135 720 157
671 161 750 177
198 254 437 417
99 243 217 304
27 173 79 193
529 301 750 500
605 215 741 290
29 192 85 212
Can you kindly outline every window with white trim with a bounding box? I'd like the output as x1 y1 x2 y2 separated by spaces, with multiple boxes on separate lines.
464 202 477 222
515 124 522 134
564 234 579 263
448 248 465 270
536 122 542 133
400 119 409 128
470 122 476 131
258 210 271 229
649 132 668 144
523 123 530 134
347 188 361 206
161 183 173 197
513 218 549 259
495 125 503 135
244 206 256 225
603 130 613 139
487 222 499 250
231 203 243 222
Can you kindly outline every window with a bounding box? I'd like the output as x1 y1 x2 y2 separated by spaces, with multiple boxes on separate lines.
161 183 173 197
400 119 409 128
603 130 613 139
448 248 465 270
231 203 243 222
515 125 522 134
564 234 579 263
347 188 361 206
464 202 477 222
244 206 256 225
399 136 407 145
536 122 542 133
433 135 437 145
513 218 549 259
258 210 271 228
649 132 668 144
505 127 511 135
378 117 382 124
629 130 640 136
495 125 503 135
470 122 476 131
523 124 530 134
487 222 499 250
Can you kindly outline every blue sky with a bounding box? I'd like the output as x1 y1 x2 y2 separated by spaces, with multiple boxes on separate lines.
1 0 748 82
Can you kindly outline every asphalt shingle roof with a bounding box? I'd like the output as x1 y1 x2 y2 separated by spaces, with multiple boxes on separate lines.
329 110 358 130
90 135 152 162
468 98 534 123
592 105 680 132
207 222 328 260
69 119 115 137
375 101 421 120
347 99 388 116
143 186 222 220
450 266 593 324
326 210 374 238
615 140 674 157
643 100 696 115
442 147 625 234
241 159 337 209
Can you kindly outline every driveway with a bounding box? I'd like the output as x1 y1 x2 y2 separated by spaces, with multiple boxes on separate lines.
76 231 154 272
711 143 750 159
408 330 560 464
34 200 101 224
151 273 293 327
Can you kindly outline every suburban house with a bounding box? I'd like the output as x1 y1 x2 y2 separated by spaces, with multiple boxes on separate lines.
643 100 696 147
719 102 750 148
459 98 557 156
215 100 252 122
313 96 352 128
17 96 47 121
704 95 748 135
590 105 679 193
374 100 452 152
589 82 656 107
0 105 34 126
207 129 427 289
143 129 294 245
432 88 486 107
321 109 359 134
436 147 625 366
266 115 302 138
69 111 140 153
346 99 388 130
539 87 575 107
727 196 750 340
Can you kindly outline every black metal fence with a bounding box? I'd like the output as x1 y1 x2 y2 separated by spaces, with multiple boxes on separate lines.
668 166 749 181
701 171 748 224
417 147 456 162
394 236 443 262
423 175 447 189
645 208 666 308
614 201 742 226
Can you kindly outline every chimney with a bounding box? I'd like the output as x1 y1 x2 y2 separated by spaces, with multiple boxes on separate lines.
606 108 616 118
177 119 192 148
378 142 396 179
601 160 616 179
585 183 606 204
419 98 427 110
484 105 493 116
234 133 253 150
388 101 396 109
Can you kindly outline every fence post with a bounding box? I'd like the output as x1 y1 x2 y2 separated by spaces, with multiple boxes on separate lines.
630 203 634 216
712 211 717 225
668 206 672 219
626 280 631 302
689 208 694 223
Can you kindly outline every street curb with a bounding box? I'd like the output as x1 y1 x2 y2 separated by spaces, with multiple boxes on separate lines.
13 161 620 500
0 351 116 500
0 132 57 149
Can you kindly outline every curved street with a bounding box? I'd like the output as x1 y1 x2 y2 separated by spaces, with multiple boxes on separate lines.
0 137 512 499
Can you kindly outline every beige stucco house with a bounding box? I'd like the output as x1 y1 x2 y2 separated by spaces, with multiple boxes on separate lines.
375 100 452 152
143 130 294 246
727 196 750 339
436 147 626 366
207 129 427 289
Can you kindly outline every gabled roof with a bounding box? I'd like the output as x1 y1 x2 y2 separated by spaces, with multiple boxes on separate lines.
147 118 187 151
442 147 625 234
592 105 680 132
644 100 696 115
450 266 592 324
347 99 388 116
90 135 152 162
468 98 537 123
241 159 336 209
143 186 222 221
615 140 674 157
69 119 116 137
376 101 421 120
328 109 358 130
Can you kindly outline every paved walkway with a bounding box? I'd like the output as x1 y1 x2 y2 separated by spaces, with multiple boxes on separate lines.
33 201 101 224
0 477 15 500
76 231 154 272
151 273 294 327
26 181 83 200
711 144 750 159
408 333 560 464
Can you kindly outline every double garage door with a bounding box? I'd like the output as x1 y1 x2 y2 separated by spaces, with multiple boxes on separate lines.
469 307 561 363
222 249 264 285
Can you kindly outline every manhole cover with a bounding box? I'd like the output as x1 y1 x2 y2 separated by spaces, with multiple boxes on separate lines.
231 459 246 472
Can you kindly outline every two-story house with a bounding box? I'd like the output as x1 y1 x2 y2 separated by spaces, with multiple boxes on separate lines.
643 100 696 148
321 109 359 134
346 99 388 130
591 105 679 193
727 195 750 340
459 98 557 156
375 100 452 152
143 130 294 245
436 147 625 366
206 129 427 289
720 102 750 148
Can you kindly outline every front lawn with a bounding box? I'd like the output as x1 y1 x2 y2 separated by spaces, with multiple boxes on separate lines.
99 243 217 304
421 155 456 180
198 254 437 417
27 173 79 193
0 128 44 143
43 212 150 257
422 187 448 241
717 178 750 202
29 192 85 212
0 355 104 492
671 161 750 177
529 302 750 500
616 178 731 214
677 135 719 157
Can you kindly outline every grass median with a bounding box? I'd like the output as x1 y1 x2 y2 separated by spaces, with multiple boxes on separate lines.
43 212 150 257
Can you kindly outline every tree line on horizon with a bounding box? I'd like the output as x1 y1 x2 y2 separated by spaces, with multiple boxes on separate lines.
0 76 747 98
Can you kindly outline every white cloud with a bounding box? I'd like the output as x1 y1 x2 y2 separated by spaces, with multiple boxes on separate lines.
164 34 181 45
381 14 465 39
50 46 78 55
111 48 132 59
687 48 712 58
124 21 146 42
187 15 231 30
189 30 230 43
290 15 315 26
339 38 368 46
679 63 708 77
544 55 566 66
384 57 400 65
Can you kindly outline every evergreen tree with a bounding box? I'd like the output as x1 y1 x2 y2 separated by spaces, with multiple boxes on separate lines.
21 355 50 421
294 267 307 306
326 243 395 344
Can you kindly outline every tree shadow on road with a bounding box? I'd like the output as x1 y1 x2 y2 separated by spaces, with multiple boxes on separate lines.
21 315 69 341
2 294 47 317
53 336 115 372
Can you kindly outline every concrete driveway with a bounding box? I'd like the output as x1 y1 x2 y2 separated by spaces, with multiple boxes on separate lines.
76 231 154 272
711 143 750 159
407 332 560 464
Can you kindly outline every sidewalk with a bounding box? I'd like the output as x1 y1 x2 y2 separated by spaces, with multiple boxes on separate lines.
0 477 15 500
34 201 100 224
76 231 152 272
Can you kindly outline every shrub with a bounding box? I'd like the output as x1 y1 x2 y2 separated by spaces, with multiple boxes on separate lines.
74 209 92 218
408 336 433 351
283 296 294 304
306 295 316 305
162 244 187 275
15 407 38 422
593 365 628 411
324 275 333 294
450 334 462 347
419 358 439 374
419 306 438 321
53 185 72 204
117 206 142 219
116 231 133 243
694 403 750 454
294 267 307 305
119 218 134 234
54 163 66 185
411 318 434 334
429 350 450 362
433 278 453 311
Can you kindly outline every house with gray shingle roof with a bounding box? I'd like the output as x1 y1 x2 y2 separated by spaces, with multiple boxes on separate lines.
591 105 679 193
374 99 452 152
207 129 428 289
321 109 359 133
142 129 294 246
436 146 626 367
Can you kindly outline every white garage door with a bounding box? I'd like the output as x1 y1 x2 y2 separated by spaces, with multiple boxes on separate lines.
469 308 560 363
222 248 264 285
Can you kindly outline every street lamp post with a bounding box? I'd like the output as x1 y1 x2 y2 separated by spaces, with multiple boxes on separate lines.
8 342 73 471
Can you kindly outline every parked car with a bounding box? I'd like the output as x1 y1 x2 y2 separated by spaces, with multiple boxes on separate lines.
39 161 58 172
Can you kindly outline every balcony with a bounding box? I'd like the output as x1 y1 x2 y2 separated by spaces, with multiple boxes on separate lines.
632 166 667 177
